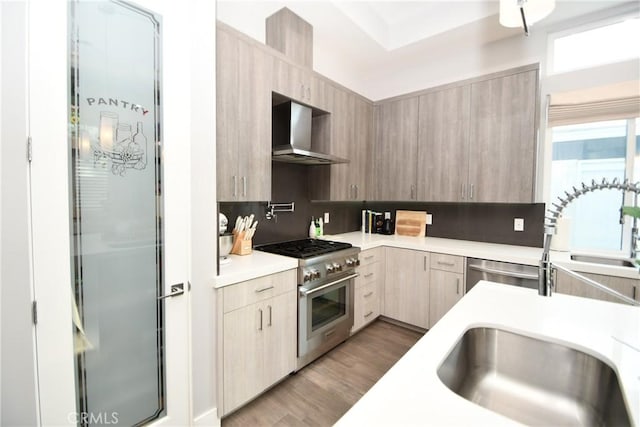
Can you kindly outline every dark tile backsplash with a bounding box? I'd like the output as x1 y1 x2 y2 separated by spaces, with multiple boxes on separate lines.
219 162 545 248
219 162 361 246
365 202 545 247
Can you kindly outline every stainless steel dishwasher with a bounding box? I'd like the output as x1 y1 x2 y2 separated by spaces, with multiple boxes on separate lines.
466 258 539 292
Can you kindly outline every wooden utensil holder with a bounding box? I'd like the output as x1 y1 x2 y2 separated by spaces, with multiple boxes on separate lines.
231 231 252 255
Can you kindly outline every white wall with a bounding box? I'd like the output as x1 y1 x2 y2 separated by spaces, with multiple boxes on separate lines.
0 2 39 425
216 1 637 102
189 0 218 423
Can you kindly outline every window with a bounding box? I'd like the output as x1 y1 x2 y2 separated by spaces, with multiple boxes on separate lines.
550 15 640 74
549 118 639 254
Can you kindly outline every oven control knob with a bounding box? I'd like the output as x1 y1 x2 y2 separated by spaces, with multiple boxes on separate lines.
303 271 312 282
326 264 335 274
355 258 360 266
346 258 355 267
333 262 342 272
311 269 321 280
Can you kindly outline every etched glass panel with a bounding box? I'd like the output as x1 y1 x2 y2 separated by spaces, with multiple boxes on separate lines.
69 1 164 424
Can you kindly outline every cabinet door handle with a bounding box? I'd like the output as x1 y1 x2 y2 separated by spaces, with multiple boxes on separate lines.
470 183 474 200
633 285 637 300
354 185 358 199
364 291 373 297
232 175 237 199
461 183 466 200
364 255 374 261
306 86 311 100
258 308 263 331
364 311 374 318
255 285 274 293
300 83 305 99
456 278 460 295
410 185 416 200
364 273 374 278
267 305 272 327
424 256 427 271
437 261 455 267
242 176 247 197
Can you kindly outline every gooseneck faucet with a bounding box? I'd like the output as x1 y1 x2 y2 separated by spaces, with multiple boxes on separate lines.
630 192 638 260
540 177 640 306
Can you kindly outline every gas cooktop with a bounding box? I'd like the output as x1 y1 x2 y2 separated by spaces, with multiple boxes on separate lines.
254 238 352 259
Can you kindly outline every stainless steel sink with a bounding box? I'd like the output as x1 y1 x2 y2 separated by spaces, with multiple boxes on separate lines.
437 327 631 426
570 254 636 268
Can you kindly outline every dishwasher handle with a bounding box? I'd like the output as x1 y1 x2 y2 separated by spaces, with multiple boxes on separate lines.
468 264 539 280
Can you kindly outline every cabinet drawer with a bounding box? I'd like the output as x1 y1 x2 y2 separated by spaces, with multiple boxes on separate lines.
359 248 382 266
430 253 464 273
353 282 380 331
223 269 296 313
356 262 381 288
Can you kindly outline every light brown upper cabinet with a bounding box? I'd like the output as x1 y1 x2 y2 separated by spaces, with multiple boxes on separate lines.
467 69 538 203
272 58 310 105
309 86 372 201
370 97 420 201
417 85 471 202
216 26 272 201
376 65 538 203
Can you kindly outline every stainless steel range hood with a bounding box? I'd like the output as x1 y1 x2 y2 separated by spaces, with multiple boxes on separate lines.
272 101 349 165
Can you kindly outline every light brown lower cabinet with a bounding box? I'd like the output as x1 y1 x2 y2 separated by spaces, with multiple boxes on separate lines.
428 253 465 328
555 270 639 304
219 270 297 416
428 269 464 328
383 248 430 328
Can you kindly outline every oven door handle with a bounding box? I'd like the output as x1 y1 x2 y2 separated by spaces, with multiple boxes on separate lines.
300 273 359 297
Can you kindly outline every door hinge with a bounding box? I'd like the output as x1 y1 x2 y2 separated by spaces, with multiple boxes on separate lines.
27 136 33 162
32 300 38 325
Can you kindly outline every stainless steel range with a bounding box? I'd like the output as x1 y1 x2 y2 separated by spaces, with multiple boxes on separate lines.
255 239 360 370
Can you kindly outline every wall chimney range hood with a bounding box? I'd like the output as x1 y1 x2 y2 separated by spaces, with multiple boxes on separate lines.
272 101 348 165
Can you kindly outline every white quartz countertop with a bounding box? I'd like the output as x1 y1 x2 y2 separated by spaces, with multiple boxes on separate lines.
214 232 639 288
323 232 543 266
324 232 640 279
336 281 640 426
214 251 297 288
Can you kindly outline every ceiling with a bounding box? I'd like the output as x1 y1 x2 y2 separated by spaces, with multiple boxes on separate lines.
330 1 501 51
216 1 634 100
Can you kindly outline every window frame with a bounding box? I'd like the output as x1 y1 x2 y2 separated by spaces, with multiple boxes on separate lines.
548 118 639 257
547 10 640 76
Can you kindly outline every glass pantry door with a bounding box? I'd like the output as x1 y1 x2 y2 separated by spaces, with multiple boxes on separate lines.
29 0 190 425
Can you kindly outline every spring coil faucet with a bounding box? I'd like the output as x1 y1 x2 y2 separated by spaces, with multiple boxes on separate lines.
540 177 640 306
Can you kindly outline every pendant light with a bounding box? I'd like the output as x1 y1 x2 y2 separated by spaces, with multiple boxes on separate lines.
500 0 555 36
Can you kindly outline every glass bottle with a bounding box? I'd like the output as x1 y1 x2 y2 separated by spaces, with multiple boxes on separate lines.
132 121 147 169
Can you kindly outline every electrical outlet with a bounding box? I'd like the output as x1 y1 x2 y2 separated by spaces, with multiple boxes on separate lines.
514 218 524 232
426 213 433 225
324 212 330 223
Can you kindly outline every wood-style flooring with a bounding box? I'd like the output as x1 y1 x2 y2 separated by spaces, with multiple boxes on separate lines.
221 320 424 427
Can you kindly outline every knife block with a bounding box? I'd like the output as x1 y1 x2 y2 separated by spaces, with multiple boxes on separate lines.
231 231 252 255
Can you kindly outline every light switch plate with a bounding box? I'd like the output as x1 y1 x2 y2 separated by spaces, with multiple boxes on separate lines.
426 213 433 225
514 218 524 232
324 212 330 223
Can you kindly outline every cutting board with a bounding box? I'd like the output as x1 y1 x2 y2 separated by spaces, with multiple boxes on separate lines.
395 210 427 237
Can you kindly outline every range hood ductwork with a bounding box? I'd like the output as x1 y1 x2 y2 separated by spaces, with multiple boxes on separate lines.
272 101 349 165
